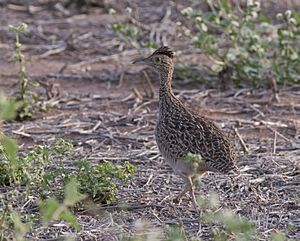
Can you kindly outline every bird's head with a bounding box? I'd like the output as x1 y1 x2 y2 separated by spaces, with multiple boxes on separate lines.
132 46 174 73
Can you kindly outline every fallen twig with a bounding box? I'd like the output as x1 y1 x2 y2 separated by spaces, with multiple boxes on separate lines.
234 127 249 153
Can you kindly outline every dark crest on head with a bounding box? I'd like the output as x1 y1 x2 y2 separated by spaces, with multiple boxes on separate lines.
151 46 174 59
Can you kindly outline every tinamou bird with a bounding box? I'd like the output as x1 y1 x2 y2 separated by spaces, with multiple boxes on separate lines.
133 46 237 208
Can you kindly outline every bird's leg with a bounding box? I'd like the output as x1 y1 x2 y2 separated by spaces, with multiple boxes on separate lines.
174 181 190 203
187 176 199 209
174 175 199 209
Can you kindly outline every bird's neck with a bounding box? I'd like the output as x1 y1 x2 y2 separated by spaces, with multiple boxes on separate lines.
158 65 181 116
159 65 174 98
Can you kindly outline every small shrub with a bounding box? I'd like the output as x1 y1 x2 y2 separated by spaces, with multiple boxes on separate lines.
0 137 136 203
0 138 71 188
181 1 300 87
8 23 51 120
72 158 136 204
9 23 36 119
0 93 137 239
109 8 157 50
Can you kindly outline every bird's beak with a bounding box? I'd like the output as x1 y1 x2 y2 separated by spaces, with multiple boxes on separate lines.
132 57 149 65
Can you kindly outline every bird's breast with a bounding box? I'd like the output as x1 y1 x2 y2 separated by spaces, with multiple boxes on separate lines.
155 120 187 161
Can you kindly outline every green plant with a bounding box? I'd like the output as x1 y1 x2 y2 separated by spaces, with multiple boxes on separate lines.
0 93 136 239
9 23 36 119
165 224 187 241
122 192 290 241
109 8 157 50
199 193 257 240
0 135 20 185
8 23 52 120
72 158 136 204
197 193 291 241
0 136 136 203
181 1 300 87
0 94 18 185
0 179 84 241
8 23 29 101
5 211 30 241
273 11 300 84
271 231 289 241
40 178 85 231
0 94 17 121
0 138 70 188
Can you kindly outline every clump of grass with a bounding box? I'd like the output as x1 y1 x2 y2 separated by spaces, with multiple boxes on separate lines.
165 224 187 241
181 1 300 87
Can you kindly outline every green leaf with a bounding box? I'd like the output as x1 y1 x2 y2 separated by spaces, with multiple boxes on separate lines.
271 232 287 241
0 94 16 120
218 0 232 14
40 198 60 222
166 224 186 241
10 211 30 237
1 135 18 163
221 209 255 234
112 22 122 32
60 209 80 231
64 178 85 206
184 152 205 172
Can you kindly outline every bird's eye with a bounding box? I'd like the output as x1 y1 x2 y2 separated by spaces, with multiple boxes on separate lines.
154 57 161 63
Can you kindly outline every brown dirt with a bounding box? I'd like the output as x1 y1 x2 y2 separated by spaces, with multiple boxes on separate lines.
0 1 299 240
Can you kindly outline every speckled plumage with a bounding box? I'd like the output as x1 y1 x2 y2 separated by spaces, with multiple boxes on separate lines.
133 46 237 208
